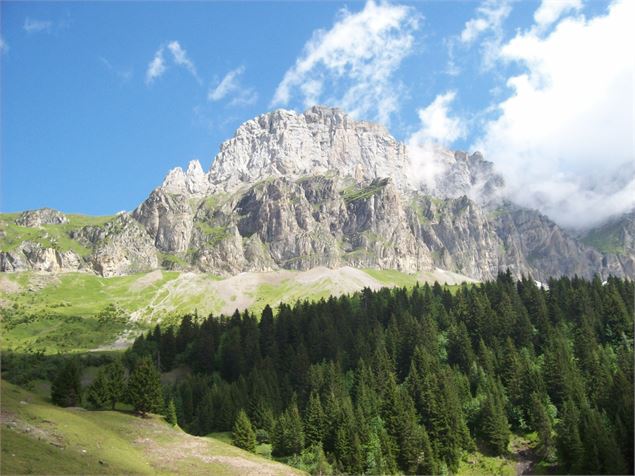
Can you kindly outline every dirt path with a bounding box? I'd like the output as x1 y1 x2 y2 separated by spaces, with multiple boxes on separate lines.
512 438 537 475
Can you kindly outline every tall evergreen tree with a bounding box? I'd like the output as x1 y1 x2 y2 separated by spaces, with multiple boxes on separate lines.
51 359 81 407
127 357 163 416
232 409 256 452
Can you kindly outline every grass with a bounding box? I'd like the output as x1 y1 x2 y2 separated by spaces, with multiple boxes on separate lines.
0 213 114 256
1 380 303 475
1 266 474 353
457 451 515 476
582 227 626 254
363 268 419 287
248 279 336 313
340 179 388 202
195 222 231 244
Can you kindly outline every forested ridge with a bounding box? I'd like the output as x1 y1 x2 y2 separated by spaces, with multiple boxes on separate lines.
74 274 635 474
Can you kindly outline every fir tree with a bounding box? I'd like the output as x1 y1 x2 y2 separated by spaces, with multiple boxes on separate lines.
304 391 325 447
51 359 81 407
165 398 178 426
232 409 256 452
127 357 163 416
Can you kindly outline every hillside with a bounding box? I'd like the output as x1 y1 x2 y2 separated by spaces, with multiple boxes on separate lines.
0 380 303 475
0 267 472 354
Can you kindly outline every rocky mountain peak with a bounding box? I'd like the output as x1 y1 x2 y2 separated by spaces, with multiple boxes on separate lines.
207 106 411 193
160 160 210 196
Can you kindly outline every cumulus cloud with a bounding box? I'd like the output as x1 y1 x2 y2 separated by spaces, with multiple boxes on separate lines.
409 91 465 145
208 66 258 107
23 18 53 34
145 41 199 85
475 0 635 229
406 91 466 190
271 0 419 124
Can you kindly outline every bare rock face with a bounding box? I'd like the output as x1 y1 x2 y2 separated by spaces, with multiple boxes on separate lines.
132 190 196 253
160 160 210 197
209 106 412 193
0 242 83 273
16 208 68 227
88 213 159 277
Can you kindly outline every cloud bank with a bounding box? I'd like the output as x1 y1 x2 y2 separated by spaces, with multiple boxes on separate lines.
271 0 419 124
476 0 634 229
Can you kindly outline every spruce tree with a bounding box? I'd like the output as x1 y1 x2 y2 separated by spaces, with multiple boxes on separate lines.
232 409 256 452
304 391 325 447
51 359 81 407
165 398 178 426
86 369 109 409
480 381 510 455
127 357 163 416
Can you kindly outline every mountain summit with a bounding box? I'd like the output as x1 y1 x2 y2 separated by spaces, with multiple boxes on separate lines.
1 107 633 280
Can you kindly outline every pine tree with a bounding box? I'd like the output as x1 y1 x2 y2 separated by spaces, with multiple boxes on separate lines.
103 359 126 410
529 392 553 458
86 369 109 409
232 409 256 452
304 391 325 447
165 398 178 426
272 403 305 456
480 380 510 455
127 357 163 416
556 399 583 473
51 359 81 407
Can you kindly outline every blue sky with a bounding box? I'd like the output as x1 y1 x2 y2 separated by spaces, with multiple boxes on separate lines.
1 0 632 228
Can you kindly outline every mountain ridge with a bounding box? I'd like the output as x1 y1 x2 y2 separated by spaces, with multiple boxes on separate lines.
1 106 633 281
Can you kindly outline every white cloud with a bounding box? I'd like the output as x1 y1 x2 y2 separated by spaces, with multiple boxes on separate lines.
208 66 258 107
145 41 199 85
167 41 200 82
534 0 582 29
23 17 53 34
406 91 466 191
475 0 635 229
271 0 419 124
460 0 510 45
0 37 8 54
409 91 465 145
145 47 166 84
209 66 244 101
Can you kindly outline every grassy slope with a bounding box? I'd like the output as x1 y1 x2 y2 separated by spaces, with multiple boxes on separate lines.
0 213 113 256
2 268 458 354
0 380 302 476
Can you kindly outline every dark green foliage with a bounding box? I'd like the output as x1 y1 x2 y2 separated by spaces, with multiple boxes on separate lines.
51 359 81 407
87 359 126 410
232 409 256 452
165 398 178 426
124 274 634 475
272 402 305 457
126 357 163 416
529 392 553 458
304 392 325 447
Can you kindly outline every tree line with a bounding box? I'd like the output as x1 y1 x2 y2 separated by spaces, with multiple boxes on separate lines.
53 273 634 474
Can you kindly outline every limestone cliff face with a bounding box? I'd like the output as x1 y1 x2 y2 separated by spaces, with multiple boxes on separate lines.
1 106 633 280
